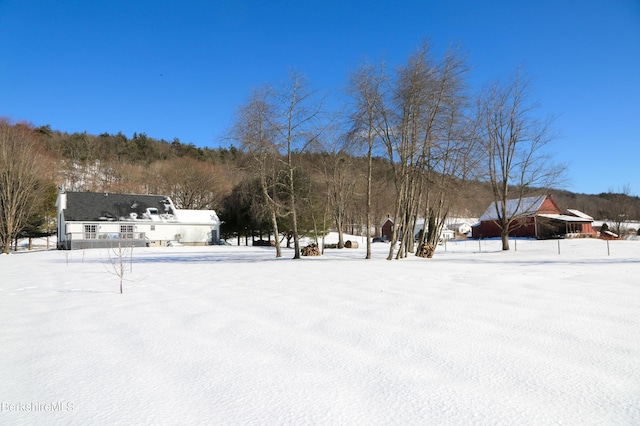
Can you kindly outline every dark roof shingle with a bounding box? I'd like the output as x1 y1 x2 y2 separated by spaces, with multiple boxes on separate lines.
64 192 172 221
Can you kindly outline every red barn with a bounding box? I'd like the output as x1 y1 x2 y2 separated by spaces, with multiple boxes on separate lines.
472 195 596 239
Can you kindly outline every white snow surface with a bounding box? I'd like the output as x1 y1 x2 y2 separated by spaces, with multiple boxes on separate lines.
1 236 640 425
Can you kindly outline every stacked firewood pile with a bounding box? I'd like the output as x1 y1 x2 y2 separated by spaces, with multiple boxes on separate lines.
301 243 321 256
416 242 436 258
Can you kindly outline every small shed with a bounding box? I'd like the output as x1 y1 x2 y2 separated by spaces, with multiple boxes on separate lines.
381 217 394 240
601 230 619 240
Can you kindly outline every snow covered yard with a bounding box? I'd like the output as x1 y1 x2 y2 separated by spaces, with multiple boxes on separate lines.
1 238 639 425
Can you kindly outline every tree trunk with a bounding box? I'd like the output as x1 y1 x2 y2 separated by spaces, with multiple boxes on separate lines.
501 218 510 250
501 231 510 251
365 147 372 259
271 209 282 258
289 166 301 259
337 224 345 249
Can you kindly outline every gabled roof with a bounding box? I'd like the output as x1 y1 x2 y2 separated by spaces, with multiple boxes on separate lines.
566 209 594 220
479 196 547 221
62 192 173 221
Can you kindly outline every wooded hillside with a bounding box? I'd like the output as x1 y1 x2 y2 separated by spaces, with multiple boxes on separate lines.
35 125 640 226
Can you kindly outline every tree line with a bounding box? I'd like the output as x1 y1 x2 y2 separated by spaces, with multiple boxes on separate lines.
2 41 639 255
227 42 564 255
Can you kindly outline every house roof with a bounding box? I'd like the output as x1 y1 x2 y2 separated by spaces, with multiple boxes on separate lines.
62 192 220 224
479 196 547 221
62 192 175 222
566 209 594 220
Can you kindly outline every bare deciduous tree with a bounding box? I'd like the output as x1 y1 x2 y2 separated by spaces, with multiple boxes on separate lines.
347 62 386 259
477 69 565 250
604 184 633 237
156 157 230 210
415 49 475 252
374 42 472 260
232 87 285 257
269 71 324 259
317 142 359 249
103 243 134 294
0 119 46 254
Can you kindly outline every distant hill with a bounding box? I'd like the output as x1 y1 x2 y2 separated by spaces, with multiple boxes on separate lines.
36 126 640 223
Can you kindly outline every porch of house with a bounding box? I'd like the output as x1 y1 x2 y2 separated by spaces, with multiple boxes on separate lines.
60 231 148 250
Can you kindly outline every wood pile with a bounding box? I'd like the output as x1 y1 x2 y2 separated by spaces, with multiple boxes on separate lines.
416 242 436 258
301 243 321 256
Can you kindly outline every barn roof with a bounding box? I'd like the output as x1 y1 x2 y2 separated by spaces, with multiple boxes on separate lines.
479 196 547 221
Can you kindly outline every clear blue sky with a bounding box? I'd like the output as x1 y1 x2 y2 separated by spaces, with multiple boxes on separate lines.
1 0 638 195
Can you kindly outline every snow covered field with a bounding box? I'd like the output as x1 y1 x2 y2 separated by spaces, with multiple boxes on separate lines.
1 237 639 425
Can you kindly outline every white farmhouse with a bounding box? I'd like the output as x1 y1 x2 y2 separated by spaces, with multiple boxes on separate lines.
446 218 477 236
413 219 456 242
56 190 220 249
